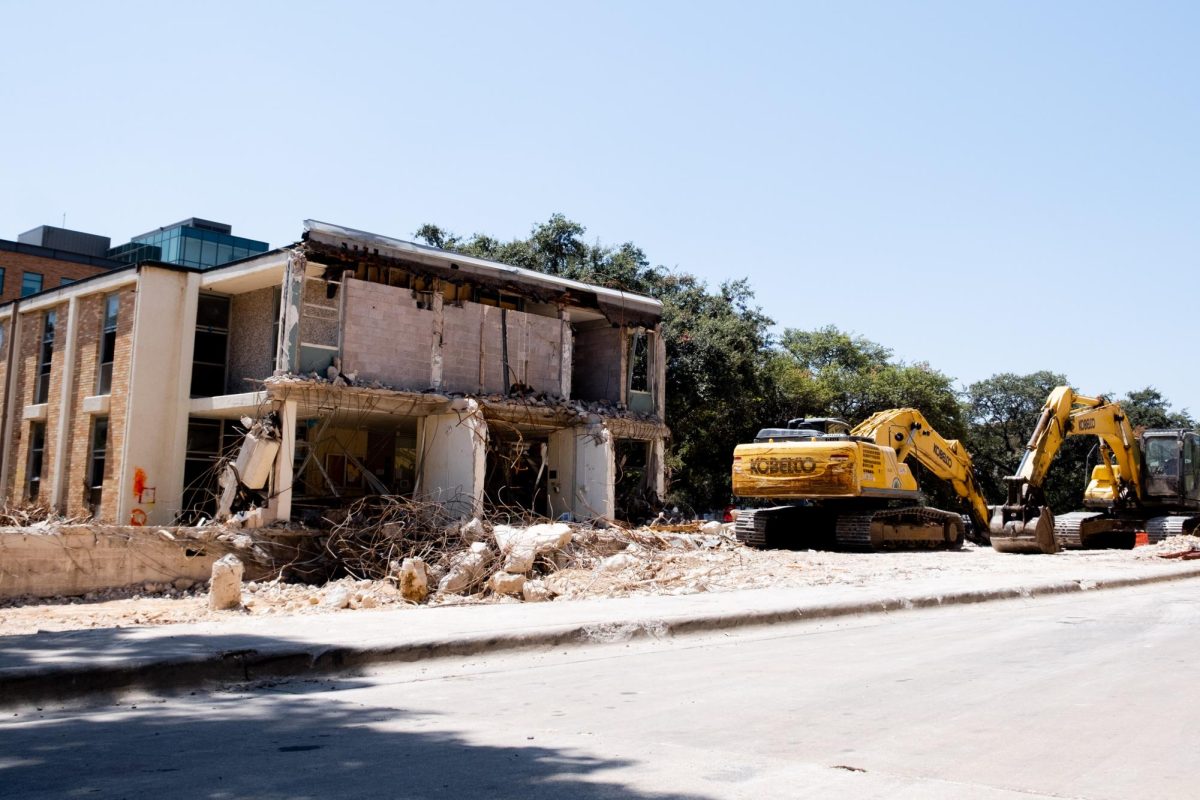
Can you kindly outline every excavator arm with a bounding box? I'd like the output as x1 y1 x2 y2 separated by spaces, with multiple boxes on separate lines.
989 386 1144 553
852 409 992 535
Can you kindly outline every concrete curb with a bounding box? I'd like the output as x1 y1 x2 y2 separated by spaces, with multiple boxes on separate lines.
6 565 1200 708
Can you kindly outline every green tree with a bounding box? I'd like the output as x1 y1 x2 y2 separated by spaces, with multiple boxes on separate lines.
1118 387 1195 430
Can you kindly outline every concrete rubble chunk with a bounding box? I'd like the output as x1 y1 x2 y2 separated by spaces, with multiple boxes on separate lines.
490 571 527 596
522 579 554 602
599 553 639 572
398 557 429 603
323 586 352 609
460 518 488 543
438 542 492 595
493 523 574 574
208 554 244 610
700 521 724 536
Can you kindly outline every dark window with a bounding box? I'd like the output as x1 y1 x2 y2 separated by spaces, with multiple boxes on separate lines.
35 311 55 404
27 422 46 501
97 294 119 395
59 277 76 287
190 294 230 397
21 272 43 297
0 267 6 293
182 418 239 522
629 332 649 392
87 416 109 515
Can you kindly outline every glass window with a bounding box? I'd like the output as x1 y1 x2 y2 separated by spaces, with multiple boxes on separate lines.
35 310 55 404
216 243 233 264
183 236 202 265
201 240 217 266
21 272 43 297
59 277 76 287
0 267 6 293
190 294 230 397
27 421 46 501
97 294 120 395
87 416 108 516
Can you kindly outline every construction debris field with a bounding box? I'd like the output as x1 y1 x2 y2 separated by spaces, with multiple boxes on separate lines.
3 524 1197 637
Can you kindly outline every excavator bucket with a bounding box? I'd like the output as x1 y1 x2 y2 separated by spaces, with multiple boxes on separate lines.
988 506 1058 554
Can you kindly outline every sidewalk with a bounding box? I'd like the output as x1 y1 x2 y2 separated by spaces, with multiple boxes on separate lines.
4 559 1200 708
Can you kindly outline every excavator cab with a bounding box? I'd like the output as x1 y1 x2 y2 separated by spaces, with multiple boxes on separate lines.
1141 431 1200 504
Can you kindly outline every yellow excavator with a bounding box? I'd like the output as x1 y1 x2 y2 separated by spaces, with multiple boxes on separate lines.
988 386 1200 553
732 409 991 550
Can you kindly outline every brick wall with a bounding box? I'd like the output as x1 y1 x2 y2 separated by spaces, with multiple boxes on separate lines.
572 326 624 403
0 248 113 303
9 304 68 503
97 291 134 521
63 295 102 516
341 278 434 389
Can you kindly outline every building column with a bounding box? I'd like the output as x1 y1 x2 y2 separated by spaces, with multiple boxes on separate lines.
49 295 79 512
0 308 23 503
274 251 305 374
647 436 667 499
415 399 487 518
571 422 615 521
268 399 297 523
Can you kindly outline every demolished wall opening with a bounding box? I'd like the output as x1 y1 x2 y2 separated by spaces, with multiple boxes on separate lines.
484 424 550 520
615 438 655 523
181 417 241 523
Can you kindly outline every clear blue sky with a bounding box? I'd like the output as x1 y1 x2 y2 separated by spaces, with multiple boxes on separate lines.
2 1 1197 410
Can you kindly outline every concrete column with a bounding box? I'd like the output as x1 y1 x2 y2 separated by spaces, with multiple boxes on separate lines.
429 279 444 391
558 316 572 400
275 252 305 374
117 267 199 526
546 427 577 520
572 422 616 521
49 295 79 511
0 309 23 503
416 399 487 518
268 399 297 523
647 437 667 499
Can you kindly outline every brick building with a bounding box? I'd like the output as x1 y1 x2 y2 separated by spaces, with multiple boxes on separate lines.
0 221 668 527
0 227 124 302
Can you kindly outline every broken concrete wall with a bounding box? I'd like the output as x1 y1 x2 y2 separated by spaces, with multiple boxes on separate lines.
341 278 434 389
571 326 624 404
0 526 267 600
228 287 276 393
441 304 565 396
547 424 615 521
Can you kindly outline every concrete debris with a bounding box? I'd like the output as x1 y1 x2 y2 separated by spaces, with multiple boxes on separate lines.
323 586 353 609
599 553 641 572
460 517 488 543
437 541 492 595
492 522 573 574
700 521 725 536
398 557 430 603
521 579 555 602
489 571 527 596
208 554 244 610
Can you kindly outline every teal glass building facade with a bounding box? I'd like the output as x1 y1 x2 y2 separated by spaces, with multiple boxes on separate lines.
108 218 268 269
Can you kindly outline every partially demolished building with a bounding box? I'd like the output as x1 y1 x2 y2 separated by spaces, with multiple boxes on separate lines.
0 221 668 527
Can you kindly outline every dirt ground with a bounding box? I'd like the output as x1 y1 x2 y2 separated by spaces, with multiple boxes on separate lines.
4 530 1197 637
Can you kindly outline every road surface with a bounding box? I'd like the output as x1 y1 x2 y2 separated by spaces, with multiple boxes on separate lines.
3 582 1198 799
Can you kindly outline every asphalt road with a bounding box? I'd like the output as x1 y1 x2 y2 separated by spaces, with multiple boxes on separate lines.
3 582 1199 799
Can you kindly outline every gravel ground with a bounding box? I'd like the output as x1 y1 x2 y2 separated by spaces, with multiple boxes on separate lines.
2 532 1197 637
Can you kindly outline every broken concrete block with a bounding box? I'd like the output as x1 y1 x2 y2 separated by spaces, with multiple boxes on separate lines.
208 554 244 610
700 520 724 536
173 578 195 592
233 430 280 491
460 517 487 543
493 522 574 574
398 557 429 603
490 571 526 596
323 586 352 609
598 553 639 572
438 542 491 595
522 579 554 602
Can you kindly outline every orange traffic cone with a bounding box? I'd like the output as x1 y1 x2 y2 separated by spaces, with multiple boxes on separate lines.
1134 531 1150 547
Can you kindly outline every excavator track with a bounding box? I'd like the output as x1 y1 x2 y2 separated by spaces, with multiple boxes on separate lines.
1053 511 1104 549
834 507 963 551
1144 516 1200 543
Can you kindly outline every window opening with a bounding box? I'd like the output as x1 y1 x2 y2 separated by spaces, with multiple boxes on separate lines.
97 294 119 394
35 310 55 404
87 416 109 515
27 422 46 501
21 272 43 297
190 294 230 397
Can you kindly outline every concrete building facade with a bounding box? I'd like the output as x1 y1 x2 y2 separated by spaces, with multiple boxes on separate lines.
0 221 668 527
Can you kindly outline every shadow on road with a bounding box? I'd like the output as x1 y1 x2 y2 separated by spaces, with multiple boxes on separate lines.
0 682 711 799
